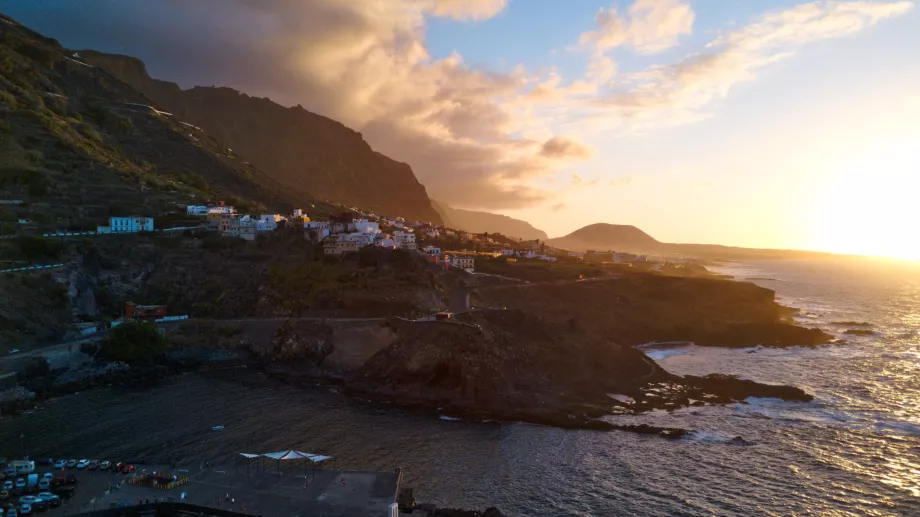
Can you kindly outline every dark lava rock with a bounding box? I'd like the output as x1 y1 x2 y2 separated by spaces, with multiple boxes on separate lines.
683 373 812 402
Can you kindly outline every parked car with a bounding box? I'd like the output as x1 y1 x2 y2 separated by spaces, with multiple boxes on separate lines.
12 481 23 491
6 509 16 517
0 490 8 500
1 483 10 492
98 461 110 470
29 499 44 512
64 461 75 469
112 462 124 472
87 461 99 471
75 460 88 470
17 504 29 516
35 482 47 493
121 465 135 474
35 495 58 509
50 461 64 470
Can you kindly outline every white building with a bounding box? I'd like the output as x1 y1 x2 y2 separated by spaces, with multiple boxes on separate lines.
186 205 208 215
539 255 558 262
452 256 475 272
354 219 380 234
501 249 515 256
377 238 398 249
518 250 538 259
394 230 417 250
97 216 154 234
207 206 235 215
256 215 278 232
292 208 303 218
424 246 442 256
342 232 375 246
304 221 331 240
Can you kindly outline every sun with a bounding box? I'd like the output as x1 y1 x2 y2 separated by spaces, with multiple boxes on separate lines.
810 135 920 261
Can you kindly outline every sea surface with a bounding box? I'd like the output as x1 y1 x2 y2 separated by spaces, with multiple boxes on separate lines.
2 258 919 516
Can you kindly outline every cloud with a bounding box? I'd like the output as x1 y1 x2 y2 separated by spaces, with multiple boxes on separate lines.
540 137 592 159
5 0 912 211
594 1 914 124
608 176 635 187
423 0 509 21
579 0 695 54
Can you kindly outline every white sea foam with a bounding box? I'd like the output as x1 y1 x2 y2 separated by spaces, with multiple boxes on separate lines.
439 415 461 421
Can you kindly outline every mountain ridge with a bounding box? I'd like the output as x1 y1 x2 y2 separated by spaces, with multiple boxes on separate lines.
77 50 443 225
431 200 548 241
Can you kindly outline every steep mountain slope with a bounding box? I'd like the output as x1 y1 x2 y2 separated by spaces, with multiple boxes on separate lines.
431 200 548 240
0 14 304 229
548 223 662 252
0 13 319 343
78 51 443 225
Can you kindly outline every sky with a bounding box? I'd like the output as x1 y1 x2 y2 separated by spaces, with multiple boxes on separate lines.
2 0 919 259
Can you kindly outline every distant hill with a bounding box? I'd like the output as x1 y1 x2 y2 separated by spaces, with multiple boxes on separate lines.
549 223 841 261
548 224 662 253
431 201 548 241
78 51 443 225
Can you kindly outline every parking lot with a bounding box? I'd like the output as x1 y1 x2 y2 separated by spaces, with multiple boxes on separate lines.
4 460 400 516
2 461 144 515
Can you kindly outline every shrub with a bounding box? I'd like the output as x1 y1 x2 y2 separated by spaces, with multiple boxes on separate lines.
79 123 103 142
17 236 62 261
15 43 59 68
99 321 169 364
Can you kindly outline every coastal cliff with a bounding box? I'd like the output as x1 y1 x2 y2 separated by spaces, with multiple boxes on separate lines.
78 51 443 225
474 272 831 348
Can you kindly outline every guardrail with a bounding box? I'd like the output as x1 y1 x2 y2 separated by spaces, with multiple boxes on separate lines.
0 263 64 274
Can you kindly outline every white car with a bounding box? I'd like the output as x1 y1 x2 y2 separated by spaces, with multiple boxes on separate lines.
52 460 65 469
18 504 29 516
7 510 17 517
99 460 111 470
36 493 60 507
41 473 52 481
18 496 39 505
14 478 25 489
2 480 11 491
65 460 76 468
37 480 49 491
75 459 89 469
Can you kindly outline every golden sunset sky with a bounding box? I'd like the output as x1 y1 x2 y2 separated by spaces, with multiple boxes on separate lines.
4 0 918 259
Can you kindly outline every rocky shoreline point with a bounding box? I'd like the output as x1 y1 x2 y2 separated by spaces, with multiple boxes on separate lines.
5 304 818 442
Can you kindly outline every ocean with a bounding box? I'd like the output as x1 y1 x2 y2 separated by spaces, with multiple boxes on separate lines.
2 258 918 516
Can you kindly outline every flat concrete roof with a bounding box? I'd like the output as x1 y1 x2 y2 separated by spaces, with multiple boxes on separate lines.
26 463 398 517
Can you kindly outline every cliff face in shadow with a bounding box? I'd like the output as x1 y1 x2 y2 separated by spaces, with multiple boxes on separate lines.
79 51 443 224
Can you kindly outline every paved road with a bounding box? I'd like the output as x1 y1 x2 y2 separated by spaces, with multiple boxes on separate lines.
0 336 100 368
1 317 388 368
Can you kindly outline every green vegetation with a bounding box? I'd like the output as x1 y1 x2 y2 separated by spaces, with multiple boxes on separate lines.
475 256 611 282
269 261 346 315
99 321 169 364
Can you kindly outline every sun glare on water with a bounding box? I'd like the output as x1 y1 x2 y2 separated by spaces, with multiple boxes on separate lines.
811 135 920 261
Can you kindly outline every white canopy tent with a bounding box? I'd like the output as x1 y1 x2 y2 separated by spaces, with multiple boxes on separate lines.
238 450 333 476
